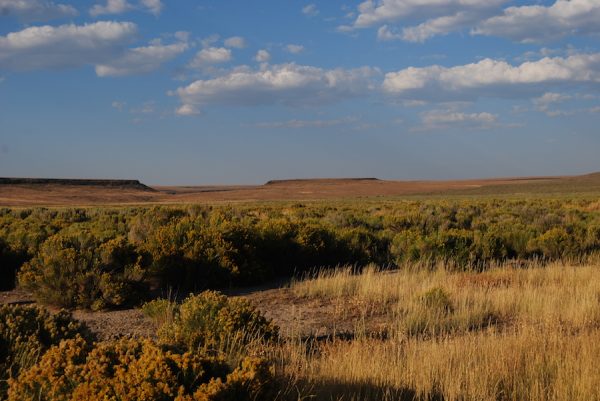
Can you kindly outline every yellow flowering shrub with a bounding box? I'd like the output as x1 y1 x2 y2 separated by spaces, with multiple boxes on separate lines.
0 305 93 398
8 337 275 401
143 291 279 351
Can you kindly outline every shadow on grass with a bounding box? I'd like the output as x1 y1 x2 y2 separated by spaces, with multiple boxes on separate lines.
280 377 445 401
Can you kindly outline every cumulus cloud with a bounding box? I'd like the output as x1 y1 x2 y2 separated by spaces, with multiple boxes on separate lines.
345 0 507 41
0 0 77 21
90 0 163 17
188 47 232 68
351 0 507 28
474 0 600 43
377 25 403 41
399 11 482 42
139 0 162 15
96 39 188 76
285 44 304 54
383 53 600 101
302 4 319 17
224 36 246 49
254 49 271 63
173 63 378 116
0 21 137 71
90 0 131 16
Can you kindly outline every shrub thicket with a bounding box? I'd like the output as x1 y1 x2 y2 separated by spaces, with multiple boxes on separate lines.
0 199 598 308
18 235 148 310
0 305 93 398
7 337 275 401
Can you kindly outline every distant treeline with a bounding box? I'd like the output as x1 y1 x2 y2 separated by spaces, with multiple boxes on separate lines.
1 198 600 309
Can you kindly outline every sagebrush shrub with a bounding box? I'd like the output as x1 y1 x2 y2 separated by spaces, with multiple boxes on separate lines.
0 304 93 399
18 234 148 310
7 337 275 401
144 291 279 351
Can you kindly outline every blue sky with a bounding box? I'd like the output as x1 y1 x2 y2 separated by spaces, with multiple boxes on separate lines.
1 0 599 185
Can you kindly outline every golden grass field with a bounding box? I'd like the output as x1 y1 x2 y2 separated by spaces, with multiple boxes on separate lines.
264 261 600 400
2 172 600 206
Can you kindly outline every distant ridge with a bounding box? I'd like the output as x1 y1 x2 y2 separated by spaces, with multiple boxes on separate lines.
0 178 155 192
265 178 380 185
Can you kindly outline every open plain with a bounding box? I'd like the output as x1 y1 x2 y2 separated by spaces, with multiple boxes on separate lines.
2 173 600 206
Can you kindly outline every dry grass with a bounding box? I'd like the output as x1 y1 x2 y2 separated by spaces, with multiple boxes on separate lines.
292 262 600 332
272 262 600 400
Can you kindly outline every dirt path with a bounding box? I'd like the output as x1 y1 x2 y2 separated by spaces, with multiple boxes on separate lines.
0 286 385 340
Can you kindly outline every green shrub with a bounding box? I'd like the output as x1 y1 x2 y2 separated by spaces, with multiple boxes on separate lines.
144 291 278 351
0 304 93 398
419 287 454 314
18 235 148 310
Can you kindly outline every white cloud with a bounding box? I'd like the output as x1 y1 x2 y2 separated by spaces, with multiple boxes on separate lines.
0 0 77 22
254 117 357 129
173 63 378 115
200 34 220 48
112 100 126 111
285 44 304 54
352 0 506 28
302 4 319 17
377 25 402 41
532 92 573 116
188 47 232 68
400 11 480 42
130 100 156 114
139 0 162 15
383 53 600 101
347 0 511 42
224 36 246 49
423 110 496 124
588 106 600 114
533 92 571 107
96 39 188 76
176 104 200 116
418 109 498 130
254 49 271 63
474 0 600 43
0 21 137 71
90 0 131 16
90 0 163 17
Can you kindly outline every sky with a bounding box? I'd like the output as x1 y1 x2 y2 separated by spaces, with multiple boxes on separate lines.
1 0 600 185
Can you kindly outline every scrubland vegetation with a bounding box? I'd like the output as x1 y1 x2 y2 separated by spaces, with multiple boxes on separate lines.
2 196 600 400
2 198 600 307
